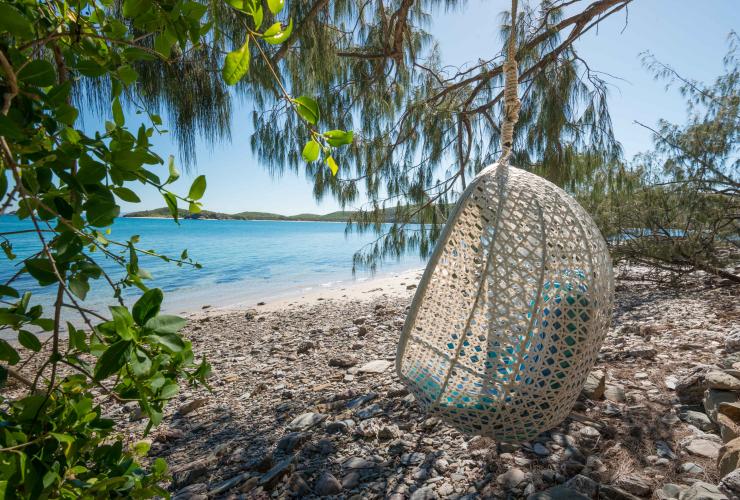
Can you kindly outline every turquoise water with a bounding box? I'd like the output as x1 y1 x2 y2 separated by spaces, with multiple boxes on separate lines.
0 215 422 315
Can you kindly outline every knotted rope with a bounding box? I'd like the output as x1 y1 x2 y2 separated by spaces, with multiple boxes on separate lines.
499 0 520 165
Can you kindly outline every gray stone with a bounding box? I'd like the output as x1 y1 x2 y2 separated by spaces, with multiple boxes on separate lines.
726 328 740 353
599 484 642 500
563 474 598 498
287 412 326 431
329 356 358 368
678 482 728 500
681 410 715 431
356 403 383 420
604 385 626 403
275 432 309 453
258 456 293 489
616 474 652 497
437 482 454 497
287 474 311 496
314 472 342 496
400 452 426 465
706 390 740 423
676 365 714 404
173 483 208 500
719 469 740 497
657 440 677 459
342 456 376 469
533 443 551 456
341 471 360 489
680 462 704 474
497 468 527 490
357 360 392 373
685 438 721 458
527 486 590 500
177 398 208 416
581 370 606 400
706 371 740 391
409 486 438 500
659 484 686 500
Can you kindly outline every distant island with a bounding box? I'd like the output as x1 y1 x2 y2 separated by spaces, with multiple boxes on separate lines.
125 207 371 222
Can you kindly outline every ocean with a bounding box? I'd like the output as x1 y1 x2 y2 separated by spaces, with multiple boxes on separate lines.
0 215 423 316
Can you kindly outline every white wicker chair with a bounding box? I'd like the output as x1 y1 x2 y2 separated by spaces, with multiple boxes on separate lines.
396 163 614 441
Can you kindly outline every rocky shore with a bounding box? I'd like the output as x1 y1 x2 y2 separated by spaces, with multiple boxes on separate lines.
111 265 739 499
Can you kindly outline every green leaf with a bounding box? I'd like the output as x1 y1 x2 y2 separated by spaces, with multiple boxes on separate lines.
163 192 178 221
18 330 41 352
110 306 134 340
262 19 293 45
250 3 263 29
148 333 185 353
122 0 152 18
132 440 151 456
25 258 57 286
0 339 20 365
84 196 120 227
154 32 176 59
267 0 284 14
0 3 33 39
112 97 124 127
222 39 250 86
302 140 320 162
113 187 141 203
68 276 89 300
167 155 180 182
94 340 132 380
189 202 202 214
324 129 354 147
117 65 139 85
144 315 187 334
17 60 56 87
294 96 320 124
188 175 207 200
0 114 24 139
325 156 339 176
132 288 163 326
159 382 179 399
0 285 19 298
68 322 87 351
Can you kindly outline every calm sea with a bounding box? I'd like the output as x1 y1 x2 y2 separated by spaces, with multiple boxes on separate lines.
0 215 423 316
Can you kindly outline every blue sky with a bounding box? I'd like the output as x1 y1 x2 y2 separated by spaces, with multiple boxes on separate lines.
123 0 739 215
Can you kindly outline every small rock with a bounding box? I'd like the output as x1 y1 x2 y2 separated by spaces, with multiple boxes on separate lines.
685 438 721 458
287 412 326 431
356 403 383 420
678 481 728 500
244 309 258 320
528 486 590 499
297 341 315 354
329 356 358 368
599 484 642 500
259 456 293 489
287 473 310 496
401 452 426 466
177 398 208 416
314 472 342 496
659 484 686 500
726 328 740 353
680 462 704 474
563 474 598 498
357 360 392 373
275 432 309 453
604 385 626 403
342 456 376 469
616 474 652 497
719 469 740 497
705 390 739 423
581 370 606 400
676 365 714 404
680 410 715 431
706 371 740 391
173 483 208 500
409 486 437 500
718 437 740 477
533 443 551 457
497 468 527 490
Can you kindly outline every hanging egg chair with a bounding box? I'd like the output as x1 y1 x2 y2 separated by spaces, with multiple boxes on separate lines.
396 163 614 441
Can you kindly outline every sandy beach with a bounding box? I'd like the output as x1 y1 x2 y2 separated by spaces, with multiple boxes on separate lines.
83 263 739 500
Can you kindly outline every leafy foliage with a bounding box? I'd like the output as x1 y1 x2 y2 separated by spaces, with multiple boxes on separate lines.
0 0 351 497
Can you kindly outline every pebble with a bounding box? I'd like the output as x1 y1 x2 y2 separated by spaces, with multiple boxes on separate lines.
684 438 721 458
287 412 326 431
357 359 392 373
314 472 342 496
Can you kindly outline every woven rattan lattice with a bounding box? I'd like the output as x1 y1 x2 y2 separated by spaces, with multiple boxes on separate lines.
396 164 614 441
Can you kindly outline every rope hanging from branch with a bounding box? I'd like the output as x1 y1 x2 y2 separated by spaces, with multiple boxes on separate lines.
499 0 520 164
